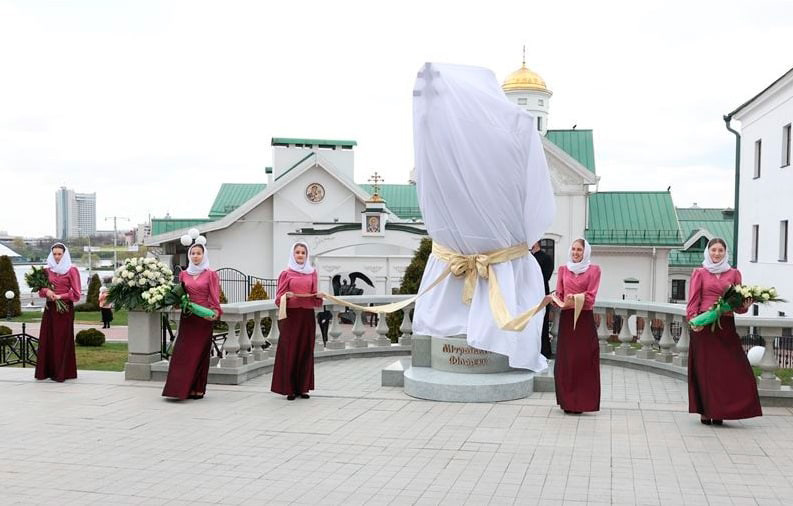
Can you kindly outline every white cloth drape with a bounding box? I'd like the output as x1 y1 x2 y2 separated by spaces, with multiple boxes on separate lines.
411 63 556 371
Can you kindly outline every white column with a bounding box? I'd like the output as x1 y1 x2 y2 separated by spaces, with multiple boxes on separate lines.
265 309 280 359
615 309 634 356
374 313 391 346
251 311 267 361
672 316 689 367
237 314 252 365
655 313 675 363
325 307 345 350
314 308 324 353
220 317 243 368
636 311 656 360
596 310 610 354
399 306 414 346
351 310 367 348
757 327 782 390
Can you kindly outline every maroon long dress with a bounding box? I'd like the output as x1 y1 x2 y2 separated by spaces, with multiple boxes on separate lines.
35 267 81 382
553 265 602 413
162 269 222 399
271 269 322 397
687 268 762 420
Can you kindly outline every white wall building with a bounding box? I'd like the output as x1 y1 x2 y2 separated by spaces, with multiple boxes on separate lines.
729 67 793 317
55 186 96 239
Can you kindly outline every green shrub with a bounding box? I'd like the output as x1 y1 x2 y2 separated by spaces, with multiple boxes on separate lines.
81 273 101 311
75 328 106 347
247 282 269 301
0 255 21 318
387 238 431 342
0 325 14 346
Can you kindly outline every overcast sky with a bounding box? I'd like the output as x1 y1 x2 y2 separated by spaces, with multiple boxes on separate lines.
1 0 791 237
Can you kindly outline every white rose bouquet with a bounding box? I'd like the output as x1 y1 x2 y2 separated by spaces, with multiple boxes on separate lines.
690 284 785 330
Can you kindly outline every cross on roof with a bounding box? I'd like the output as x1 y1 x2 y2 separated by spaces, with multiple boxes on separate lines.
368 172 384 197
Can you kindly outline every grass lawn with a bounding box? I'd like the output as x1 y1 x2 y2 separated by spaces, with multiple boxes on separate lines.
76 342 128 372
9 310 128 326
752 366 793 386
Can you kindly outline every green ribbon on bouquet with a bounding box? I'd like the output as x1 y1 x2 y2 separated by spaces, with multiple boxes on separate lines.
688 299 735 330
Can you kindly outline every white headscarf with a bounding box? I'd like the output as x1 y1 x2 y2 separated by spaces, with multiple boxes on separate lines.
702 239 731 274
287 242 315 274
186 244 210 275
47 243 72 275
566 238 592 275
99 286 108 293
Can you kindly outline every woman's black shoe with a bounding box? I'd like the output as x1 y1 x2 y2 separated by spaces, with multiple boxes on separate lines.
700 418 712 425
712 420 723 426
287 395 296 401
300 394 310 399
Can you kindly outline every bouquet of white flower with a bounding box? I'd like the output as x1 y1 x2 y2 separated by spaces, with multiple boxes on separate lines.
107 257 217 319
690 284 785 330
107 257 175 311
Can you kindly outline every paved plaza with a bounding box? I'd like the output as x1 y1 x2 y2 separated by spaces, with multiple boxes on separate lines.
2 357 793 505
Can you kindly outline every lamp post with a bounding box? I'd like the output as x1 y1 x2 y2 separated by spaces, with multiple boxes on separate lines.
4 290 14 321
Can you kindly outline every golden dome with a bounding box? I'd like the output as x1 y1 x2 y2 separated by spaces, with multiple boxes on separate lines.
502 64 549 93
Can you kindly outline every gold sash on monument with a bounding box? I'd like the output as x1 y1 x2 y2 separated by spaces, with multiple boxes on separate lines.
279 242 585 330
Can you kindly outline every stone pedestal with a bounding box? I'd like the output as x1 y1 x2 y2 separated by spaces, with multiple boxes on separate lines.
401 334 534 402
125 311 163 381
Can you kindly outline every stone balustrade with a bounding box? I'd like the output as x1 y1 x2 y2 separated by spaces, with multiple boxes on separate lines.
125 296 793 402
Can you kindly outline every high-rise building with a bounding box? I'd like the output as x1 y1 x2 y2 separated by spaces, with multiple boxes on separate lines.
55 186 96 239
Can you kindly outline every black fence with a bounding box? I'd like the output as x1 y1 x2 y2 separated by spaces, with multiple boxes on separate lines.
159 314 228 360
216 268 277 303
0 324 38 367
741 334 793 369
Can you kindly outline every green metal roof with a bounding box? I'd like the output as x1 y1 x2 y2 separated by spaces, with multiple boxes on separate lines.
545 129 596 173
586 192 683 246
670 207 735 266
271 137 357 148
358 184 422 220
208 183 266 218
151 218 214 236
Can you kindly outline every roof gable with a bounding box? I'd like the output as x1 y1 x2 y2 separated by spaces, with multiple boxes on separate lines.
208 183 267 218
545 129 596 173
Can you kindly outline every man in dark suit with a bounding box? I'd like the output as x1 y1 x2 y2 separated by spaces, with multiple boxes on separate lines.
532 241 554 359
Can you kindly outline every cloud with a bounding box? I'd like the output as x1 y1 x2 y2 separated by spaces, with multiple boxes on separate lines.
1 0 789 236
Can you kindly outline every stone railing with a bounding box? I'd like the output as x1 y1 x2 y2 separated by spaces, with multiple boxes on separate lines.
125 295 793 398
584 299 793 396
125 295 415 384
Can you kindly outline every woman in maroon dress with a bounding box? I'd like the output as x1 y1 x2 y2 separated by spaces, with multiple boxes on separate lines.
687 237 761 425
36 243 81 382
553 238 602 414
271 242 323 400
162 243 222 400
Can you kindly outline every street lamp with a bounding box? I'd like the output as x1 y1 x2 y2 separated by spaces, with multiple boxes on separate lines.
4 290 14 321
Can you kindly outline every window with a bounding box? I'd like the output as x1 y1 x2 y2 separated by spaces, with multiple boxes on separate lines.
783 124 791 167
780 220 789 262
539 238 555 261
538 99 544 106
671 279 686 301
751 224 759 262
537 117 543 131
517 98 527 105
754 139 762 178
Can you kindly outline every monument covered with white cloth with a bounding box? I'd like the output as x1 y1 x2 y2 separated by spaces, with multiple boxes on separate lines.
404 62 556 401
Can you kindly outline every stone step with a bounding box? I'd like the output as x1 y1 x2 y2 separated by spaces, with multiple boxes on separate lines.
403 366 534 402
381 358 411 387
